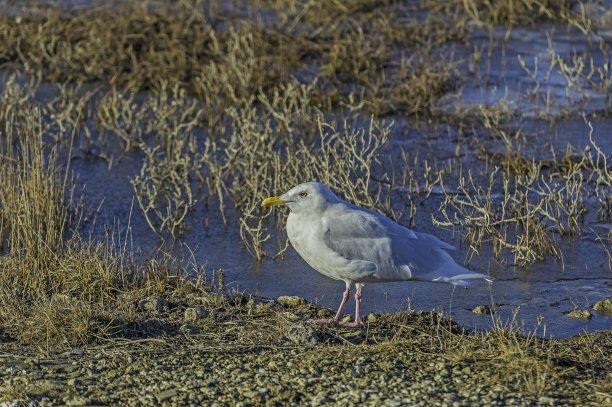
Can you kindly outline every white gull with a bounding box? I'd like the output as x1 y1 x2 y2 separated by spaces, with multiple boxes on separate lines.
263 182 490 328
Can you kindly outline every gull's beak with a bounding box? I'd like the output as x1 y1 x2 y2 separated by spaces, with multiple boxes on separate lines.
262 196 289 207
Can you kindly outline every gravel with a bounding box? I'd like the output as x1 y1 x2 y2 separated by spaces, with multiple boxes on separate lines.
0 342 597 406
0 294 608 406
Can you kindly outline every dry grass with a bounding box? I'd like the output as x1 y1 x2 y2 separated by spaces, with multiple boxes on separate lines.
434 114 611 265
449 0 573 26
0 106 210 344
0 0 608 370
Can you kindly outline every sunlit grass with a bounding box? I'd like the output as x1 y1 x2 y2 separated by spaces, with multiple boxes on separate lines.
0 0 608 377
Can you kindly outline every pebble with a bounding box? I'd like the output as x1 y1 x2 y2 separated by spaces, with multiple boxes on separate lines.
472 305 496 315
538 396 556 405
184 307 208 322
567 309 592 319
139 296 169 313
67 378 82 386
277 295 307 307
179 323 201 334
284 323 319 345
155 389 178 402
593 299 612 314
63 350 85 357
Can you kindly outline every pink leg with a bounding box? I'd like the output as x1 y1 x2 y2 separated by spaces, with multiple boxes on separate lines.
339 284 362 328
332 286 352 323
309 284 351 324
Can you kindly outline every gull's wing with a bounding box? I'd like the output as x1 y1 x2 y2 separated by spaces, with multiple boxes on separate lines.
320 202 469 282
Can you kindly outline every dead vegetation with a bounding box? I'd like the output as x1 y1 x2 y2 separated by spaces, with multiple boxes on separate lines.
0 86 210 344
0 6 608 398
433 113 612 266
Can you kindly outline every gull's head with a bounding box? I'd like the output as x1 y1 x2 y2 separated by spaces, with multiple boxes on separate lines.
262 182 341 214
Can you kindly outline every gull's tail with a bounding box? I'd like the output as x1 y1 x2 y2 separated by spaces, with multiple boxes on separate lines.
398 231 493 286
432 272 493 286
430 250 492 287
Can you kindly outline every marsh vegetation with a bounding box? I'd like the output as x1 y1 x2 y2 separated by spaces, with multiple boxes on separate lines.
0 0 611 404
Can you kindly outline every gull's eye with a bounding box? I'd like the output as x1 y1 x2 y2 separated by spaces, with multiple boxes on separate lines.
299 192 308 198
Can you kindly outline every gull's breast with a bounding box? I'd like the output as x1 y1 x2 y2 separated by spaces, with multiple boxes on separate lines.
286 212 379 282
287 213 347 280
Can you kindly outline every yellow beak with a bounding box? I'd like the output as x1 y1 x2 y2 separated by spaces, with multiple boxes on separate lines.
262 196 289 207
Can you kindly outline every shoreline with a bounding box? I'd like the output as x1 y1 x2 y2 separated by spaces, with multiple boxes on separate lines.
1 293 610 406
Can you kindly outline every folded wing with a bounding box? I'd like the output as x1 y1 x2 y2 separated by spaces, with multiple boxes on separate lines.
321 203 487 284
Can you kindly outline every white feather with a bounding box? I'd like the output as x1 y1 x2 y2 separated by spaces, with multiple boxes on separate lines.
281 182 489 287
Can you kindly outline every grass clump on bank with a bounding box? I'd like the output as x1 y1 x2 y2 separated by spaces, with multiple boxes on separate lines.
0 0 465 117
0 112 212 345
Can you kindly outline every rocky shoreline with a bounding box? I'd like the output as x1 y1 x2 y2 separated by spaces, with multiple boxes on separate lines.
0 343 574 406
0 294 610 406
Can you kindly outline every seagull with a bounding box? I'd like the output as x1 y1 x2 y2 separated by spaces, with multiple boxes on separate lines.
262 182 490 328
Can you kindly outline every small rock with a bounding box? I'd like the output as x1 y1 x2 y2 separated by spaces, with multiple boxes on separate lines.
593 299 612 315
65 397 92 406
568 309 592 319
156 389 178 403
282 312 300 321
179 323 201 334
139 296 169 312
242 390 259 399
62 350 85 357
67 378 82 386
366 313 378 323
311 391 331 405
33 379 64 393
184 307 208 323
472 305 495 315
317 308 333 318
538 395 556 405
277 296 307 307
284 323 319 345
246 297 274 313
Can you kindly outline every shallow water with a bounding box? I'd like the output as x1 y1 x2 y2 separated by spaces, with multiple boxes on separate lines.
11 4 612 338
70 130 612 339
